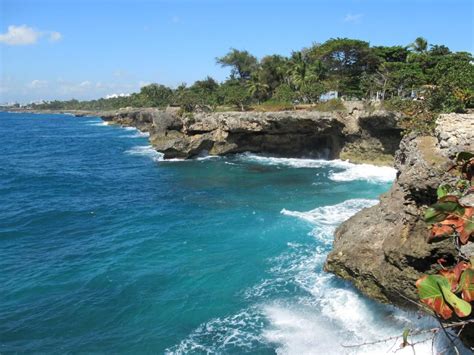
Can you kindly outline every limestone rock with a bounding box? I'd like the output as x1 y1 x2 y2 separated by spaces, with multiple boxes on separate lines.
98 105 404 163
325 113 474 307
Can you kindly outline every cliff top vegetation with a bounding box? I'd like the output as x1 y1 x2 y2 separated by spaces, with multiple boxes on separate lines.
23 37 474 125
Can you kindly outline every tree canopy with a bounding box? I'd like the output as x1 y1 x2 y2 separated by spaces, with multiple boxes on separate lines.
31 37 474 114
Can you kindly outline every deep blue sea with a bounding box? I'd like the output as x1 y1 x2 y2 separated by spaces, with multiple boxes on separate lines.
0 112 437 354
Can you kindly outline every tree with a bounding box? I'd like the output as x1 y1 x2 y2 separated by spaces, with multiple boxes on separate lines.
218 80 251 111
273 83 297 103
372 45 410 63
411 37 428 54
287 51 311 91
216 49 258 80
308 38 376 97
246 71 270 103
429 53 474 111
189 76 220 107
259 55 288 94
139 84 173 107
429 44 451 56
285 51 327 102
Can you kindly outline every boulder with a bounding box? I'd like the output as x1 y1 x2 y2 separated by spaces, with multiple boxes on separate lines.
325 113 474 307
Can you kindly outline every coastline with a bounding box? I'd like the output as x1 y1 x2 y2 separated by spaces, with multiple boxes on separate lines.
6 108 473 308
3 104 402 167
3 108 473 350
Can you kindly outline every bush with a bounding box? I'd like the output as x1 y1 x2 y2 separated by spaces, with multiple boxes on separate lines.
311 98 345 112
251 100 294 112
383 97 436 135
273 84 297 103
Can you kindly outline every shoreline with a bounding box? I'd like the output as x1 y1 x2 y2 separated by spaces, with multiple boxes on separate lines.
4 108 473 349
3 106 401 167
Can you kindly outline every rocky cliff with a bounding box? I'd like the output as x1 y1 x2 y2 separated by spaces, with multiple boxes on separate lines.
100 103 403 164
325 113 474 308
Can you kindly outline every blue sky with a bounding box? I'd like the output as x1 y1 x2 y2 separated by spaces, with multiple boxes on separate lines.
1 0 473 103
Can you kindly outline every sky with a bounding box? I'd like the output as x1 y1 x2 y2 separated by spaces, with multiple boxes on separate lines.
0 0 473 104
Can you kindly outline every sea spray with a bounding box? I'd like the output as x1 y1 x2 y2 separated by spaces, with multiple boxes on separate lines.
1 112 437 354
125 145 164 161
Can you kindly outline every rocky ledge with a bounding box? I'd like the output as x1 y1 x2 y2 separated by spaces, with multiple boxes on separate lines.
100 103 403 165
325 113 474 309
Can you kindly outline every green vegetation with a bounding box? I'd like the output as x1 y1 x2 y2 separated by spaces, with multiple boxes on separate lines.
30 37 473 116
416 153 474 321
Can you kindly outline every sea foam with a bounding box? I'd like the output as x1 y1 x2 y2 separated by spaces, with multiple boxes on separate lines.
328 162 396 183
237 153 396 184
87 121 110 126
265 199 437 354
168 198 438 354
281 198 378 226
125 145 163 161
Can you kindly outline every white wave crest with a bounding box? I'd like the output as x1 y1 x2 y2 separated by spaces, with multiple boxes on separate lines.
125 145 163 161
262 300 435 355
281 199 378 226
165 308 265 354
87 121 109 126
237 153 396 184
237 153 336 169
273 199 437 354
169 195 446 354
132 131 150 138
120 131 150 138
329 163 396 183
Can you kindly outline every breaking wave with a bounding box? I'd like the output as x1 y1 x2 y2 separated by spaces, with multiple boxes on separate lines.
236 153 396 183
124 145 163 161
167 199 438 354
87 121 109 126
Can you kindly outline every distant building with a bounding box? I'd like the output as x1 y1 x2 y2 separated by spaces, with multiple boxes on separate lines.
319 91 338 102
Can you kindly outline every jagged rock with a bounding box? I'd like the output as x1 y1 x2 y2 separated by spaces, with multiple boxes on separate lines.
100 108 158 132
325 113 474 308
99 104 403 163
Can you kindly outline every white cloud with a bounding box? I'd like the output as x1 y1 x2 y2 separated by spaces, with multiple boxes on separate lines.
344 13 363 24
2 77 142 103
79 80 92 87
0 25 62 46
27 79 48 89
0 25 40 45
49 31 62 42
113 70 130 78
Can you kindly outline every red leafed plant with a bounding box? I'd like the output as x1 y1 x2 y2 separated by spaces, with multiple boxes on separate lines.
416 152 474 320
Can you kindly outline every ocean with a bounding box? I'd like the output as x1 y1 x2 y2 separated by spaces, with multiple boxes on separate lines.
0 112 438 354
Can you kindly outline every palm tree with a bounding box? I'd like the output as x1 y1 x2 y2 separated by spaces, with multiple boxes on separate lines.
287 51 326 102
411 37 428 53
287 51 308 90
246 72 269 104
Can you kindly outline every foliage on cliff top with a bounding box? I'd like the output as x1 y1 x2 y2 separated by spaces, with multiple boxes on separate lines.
416 153 474 320
28 37 474 117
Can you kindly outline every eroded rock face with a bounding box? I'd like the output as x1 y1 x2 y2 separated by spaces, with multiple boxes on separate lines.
325 113 474 307
99 104 403 163
101 108 158 132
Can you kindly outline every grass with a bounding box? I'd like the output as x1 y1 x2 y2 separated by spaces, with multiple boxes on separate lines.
211 99 347 113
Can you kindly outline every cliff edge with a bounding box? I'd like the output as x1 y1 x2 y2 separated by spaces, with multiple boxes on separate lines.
100 103 403 165
325 113 474 308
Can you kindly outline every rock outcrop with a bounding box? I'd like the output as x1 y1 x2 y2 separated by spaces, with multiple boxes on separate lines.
101 108 156 133
325 113 474 308
99 103 403 164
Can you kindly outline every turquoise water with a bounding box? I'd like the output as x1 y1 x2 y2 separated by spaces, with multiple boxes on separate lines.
0 112 434 354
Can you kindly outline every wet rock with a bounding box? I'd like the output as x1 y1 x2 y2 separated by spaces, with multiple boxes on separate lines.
325 113 474 307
